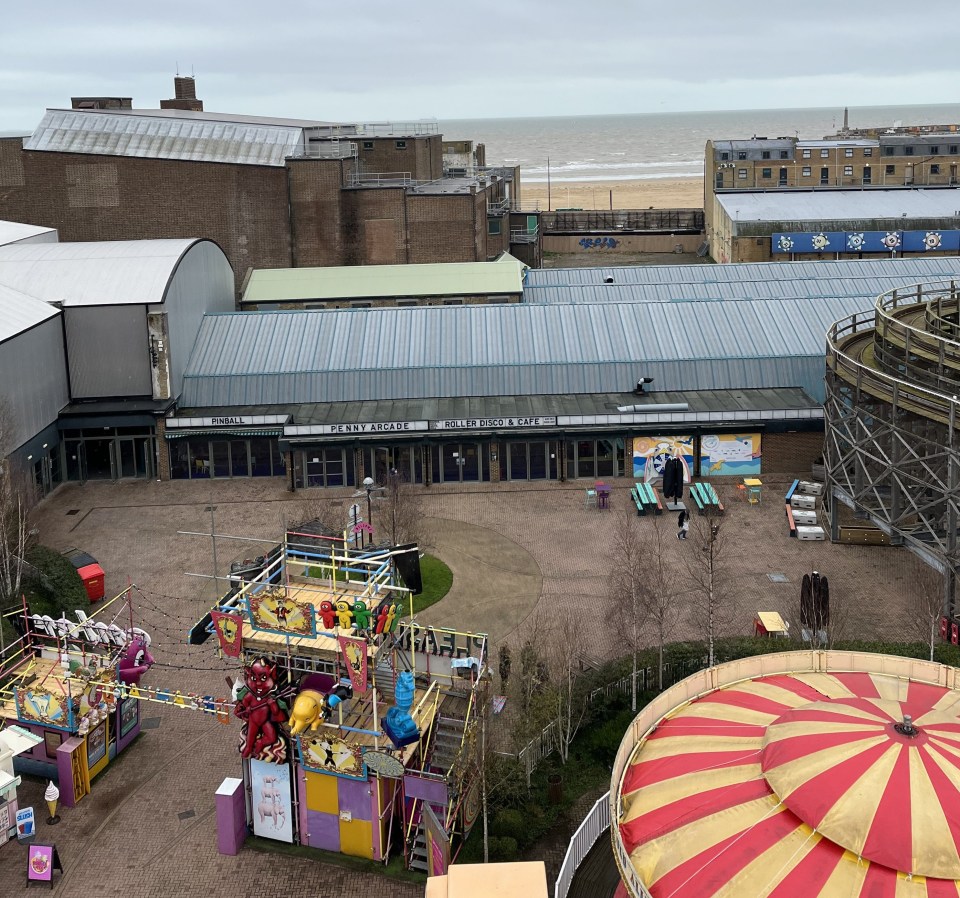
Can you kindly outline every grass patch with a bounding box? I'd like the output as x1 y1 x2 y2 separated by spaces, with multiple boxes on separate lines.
246 835 425 882
409 553 452 614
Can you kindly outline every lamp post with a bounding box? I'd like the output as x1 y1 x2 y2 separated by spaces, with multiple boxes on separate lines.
362 476 375 548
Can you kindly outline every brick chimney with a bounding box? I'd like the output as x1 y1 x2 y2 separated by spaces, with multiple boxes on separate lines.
160 76 203 112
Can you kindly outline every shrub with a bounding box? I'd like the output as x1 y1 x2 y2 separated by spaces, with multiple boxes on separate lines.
492 809 527 844
488 836 518 861
24 545 89 615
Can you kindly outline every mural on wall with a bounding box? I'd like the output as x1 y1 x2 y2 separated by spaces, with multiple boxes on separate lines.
773 230 960 254
247 587 316 638
15 687 74 733
250 757 294 843
298 732 366 779
700 433 761 476
633 436 694 482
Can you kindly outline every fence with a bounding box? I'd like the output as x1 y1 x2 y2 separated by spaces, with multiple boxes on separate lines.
508 656 708 785
542 209 704 234
555 791 610 898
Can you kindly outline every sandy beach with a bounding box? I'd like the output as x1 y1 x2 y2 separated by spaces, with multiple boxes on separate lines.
519 177 704 211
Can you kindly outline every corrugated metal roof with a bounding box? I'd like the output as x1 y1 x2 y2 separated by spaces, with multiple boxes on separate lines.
0 283 59 343
525 257 960 290
243 256 526 303
181 296 870 407
0 220 58 247
0 239 208 306
717 188 960 222
24 109 307 167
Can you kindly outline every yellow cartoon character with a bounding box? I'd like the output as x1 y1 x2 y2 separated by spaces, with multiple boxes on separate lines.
335 599 353 630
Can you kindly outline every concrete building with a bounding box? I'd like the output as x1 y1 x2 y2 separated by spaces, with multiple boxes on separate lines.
708 187 960 264
240 255 528 310
704 125 960 262
0 77 531 289
0 238 234 492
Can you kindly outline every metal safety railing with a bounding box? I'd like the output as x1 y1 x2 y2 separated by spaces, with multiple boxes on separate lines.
555 792 610 898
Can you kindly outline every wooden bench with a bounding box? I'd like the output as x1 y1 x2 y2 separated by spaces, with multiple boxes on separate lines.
691 481 724 515
786 505 797 537
785 479 800 504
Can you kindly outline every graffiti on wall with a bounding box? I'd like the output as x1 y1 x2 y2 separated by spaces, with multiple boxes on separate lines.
578 237 619 249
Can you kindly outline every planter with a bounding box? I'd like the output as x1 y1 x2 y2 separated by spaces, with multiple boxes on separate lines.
547 773 563 805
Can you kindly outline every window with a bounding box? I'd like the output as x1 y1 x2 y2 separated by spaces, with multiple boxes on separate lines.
885 164 896 174
843 165 853 176
951 145 959 154
905 146 914 156
884 146 894 156
761 150 771 159
864 148 872 156
778 167 788 185
720 151 729 160
931 164 941 174
396 299 417 307
737 151 747 160
802 149 811 158
802 166 811 176
715 173 724 189
488 219 502 235
761 168 772 178
863 167 872 184
779 150 789 159
362 140 374 150
351 302 372 308
820 167 829 185
845 148 854 157
820 149 830 158
395 140 407 149
737 168 747 179
443 299 464 305
931 146 940 154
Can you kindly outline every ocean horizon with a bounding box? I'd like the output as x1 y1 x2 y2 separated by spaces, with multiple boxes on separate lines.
440 103 960 184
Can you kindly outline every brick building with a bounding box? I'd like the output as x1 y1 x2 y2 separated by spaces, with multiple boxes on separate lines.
704 123 960 262
0 78 528 289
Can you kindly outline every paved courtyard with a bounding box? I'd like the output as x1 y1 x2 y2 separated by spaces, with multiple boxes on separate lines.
0 474 921 896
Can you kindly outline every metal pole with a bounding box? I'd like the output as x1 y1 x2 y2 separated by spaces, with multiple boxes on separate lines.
210 503 219 598
546 156 551 212
482 706 489 863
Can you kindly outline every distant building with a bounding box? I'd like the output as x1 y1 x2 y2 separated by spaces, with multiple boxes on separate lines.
0 77 533 289
704 126 960 262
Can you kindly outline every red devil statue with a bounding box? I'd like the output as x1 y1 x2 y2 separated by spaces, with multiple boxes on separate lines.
234 657 287 760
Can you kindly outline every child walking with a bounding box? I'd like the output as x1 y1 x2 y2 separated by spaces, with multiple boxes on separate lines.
677 509 689 540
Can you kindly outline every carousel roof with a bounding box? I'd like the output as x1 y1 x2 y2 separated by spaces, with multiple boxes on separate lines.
617 669 960 897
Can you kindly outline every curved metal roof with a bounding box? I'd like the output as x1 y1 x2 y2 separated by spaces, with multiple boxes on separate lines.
0 239 215 306
181 295 870 406
24 109 308 167
0 283 59 344
525 257 960 291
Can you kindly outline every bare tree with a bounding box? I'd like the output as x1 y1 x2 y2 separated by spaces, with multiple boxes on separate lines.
0 400 34 650
543 607 587 764
682 516 731 668
377 469 423 548
608 514 681 705
903 558 945 662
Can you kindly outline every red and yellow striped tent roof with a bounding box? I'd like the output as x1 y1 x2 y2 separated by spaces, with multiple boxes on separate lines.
617 670 960 897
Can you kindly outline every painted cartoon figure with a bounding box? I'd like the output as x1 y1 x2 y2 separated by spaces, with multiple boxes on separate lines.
235 658 287 760
118 632 155 686
257 775 286 829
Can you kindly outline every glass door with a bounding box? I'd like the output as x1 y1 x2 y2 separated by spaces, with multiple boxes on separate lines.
528 441 548 480
211 441 230 478
460 444 480 482
508 442 528 480
119 439 137 478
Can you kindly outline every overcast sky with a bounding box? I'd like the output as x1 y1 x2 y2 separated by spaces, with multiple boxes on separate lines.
3 1 960 130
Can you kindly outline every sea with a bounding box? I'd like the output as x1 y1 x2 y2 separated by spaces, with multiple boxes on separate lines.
440 103 960 184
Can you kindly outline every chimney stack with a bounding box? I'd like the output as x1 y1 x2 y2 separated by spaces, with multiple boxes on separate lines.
160 75 203 112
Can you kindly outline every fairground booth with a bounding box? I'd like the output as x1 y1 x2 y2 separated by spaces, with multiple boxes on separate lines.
0 589 156 808
190 528 487 872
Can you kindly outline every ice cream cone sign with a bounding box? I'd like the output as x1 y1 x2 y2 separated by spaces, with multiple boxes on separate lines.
45 781 60 824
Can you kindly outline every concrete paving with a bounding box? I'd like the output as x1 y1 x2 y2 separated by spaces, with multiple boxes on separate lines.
0 475 922 896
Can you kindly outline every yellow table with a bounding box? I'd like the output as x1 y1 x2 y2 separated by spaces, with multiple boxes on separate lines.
744 477 762 504
743 478 762 487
